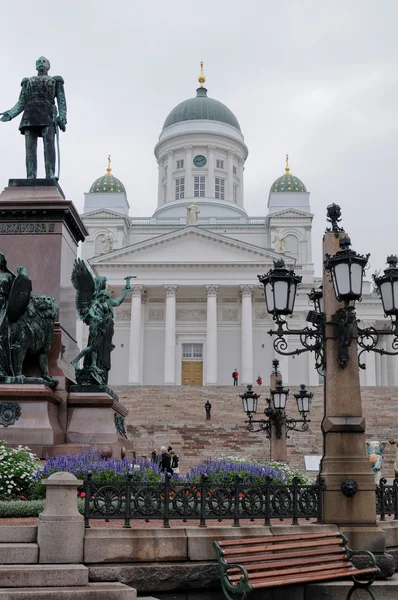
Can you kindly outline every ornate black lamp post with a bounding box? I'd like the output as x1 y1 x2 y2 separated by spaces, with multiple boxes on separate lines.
256 203 398 548
240 361 312 439
258 205 398 372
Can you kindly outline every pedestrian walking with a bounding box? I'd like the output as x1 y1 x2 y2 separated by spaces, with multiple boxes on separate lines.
256 375 262 385
205 400 212 420
170 450 180 474
160 445 172 473
232 369 239 385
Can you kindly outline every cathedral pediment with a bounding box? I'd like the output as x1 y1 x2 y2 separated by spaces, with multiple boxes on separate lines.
90 227 286 266
82 208 130 221
269 208 313 219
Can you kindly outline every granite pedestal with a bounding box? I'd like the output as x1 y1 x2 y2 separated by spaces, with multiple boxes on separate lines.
60 388 134 460
0 180 87 443
0 384 64 457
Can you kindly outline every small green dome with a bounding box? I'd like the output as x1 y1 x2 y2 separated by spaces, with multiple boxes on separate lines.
162 87 241 131
271 157 307 193
89 158 126 194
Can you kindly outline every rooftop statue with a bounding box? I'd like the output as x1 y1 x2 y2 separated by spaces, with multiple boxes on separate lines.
0 56 67 180
0 251 58 389
71 259 133 386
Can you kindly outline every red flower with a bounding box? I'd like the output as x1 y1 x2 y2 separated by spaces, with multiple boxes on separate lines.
80 492 86 498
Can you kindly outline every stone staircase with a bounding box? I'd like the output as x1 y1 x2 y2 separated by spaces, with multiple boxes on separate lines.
116 385 398 476
0 526 136 599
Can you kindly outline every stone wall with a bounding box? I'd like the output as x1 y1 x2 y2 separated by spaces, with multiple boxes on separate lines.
115 385 398 477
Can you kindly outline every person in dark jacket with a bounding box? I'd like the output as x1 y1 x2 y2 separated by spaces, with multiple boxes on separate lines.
170 451 180 474
160 446 172 474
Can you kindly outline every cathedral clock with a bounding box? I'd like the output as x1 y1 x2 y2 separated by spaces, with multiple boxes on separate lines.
193 155 207 167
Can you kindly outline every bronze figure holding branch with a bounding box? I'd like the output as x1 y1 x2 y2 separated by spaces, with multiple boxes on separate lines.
71 259 133 386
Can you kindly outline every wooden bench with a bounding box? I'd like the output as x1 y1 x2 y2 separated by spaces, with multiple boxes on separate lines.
213 530 380 600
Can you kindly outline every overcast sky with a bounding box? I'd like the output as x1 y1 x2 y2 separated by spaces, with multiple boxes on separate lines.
0 0 397 276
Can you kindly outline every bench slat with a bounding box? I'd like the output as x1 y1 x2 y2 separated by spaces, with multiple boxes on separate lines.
224 545 345 565
227 552 348 574
219 531 339 548
228 560 352 583
222 538 344 556
250 567 378 589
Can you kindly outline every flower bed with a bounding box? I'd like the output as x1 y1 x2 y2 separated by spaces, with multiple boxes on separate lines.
0 445 313 520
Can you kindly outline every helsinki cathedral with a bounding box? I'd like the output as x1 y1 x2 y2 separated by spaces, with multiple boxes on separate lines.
79 65 392 388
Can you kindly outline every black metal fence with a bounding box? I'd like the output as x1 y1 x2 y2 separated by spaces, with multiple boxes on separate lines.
376 477 398 521
83 472 325 528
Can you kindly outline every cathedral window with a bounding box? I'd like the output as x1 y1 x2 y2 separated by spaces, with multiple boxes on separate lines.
215 177 225 200
216 159 224 169
175 177 185 199
176 159 184 169
182 343 203 358
233 165 237 175
233 183 237 203
194 175 205 197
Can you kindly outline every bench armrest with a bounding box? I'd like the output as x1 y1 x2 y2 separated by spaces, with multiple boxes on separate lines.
213 541 252 600
346 548 377 568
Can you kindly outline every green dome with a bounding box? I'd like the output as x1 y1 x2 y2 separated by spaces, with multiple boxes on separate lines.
162 87 241 131
271 167 307 193
90 161 126 194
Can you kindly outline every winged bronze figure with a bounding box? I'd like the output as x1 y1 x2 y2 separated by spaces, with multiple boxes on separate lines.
71 258 132 385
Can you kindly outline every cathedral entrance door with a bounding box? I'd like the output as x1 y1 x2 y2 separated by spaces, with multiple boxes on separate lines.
181 361 203 386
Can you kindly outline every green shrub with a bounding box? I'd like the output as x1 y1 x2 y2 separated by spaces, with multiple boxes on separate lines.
0 499 86 518
0 500 44 517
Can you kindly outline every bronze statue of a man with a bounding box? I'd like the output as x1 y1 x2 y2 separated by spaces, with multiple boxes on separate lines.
1 56 67 180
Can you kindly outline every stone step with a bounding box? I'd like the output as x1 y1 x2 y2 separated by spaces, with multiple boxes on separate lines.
0 528 36 544
0 544 38 564
0 565 88 588
0 582 136 599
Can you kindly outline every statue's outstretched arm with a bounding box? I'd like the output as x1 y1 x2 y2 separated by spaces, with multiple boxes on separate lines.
2 79 29 120
111 287 130 307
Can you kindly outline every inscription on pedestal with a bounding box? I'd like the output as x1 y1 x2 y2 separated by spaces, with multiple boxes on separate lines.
0 223 56 234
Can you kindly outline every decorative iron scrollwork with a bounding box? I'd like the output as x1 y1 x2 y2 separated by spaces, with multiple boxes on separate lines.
0 402 21 427
332 307 356 369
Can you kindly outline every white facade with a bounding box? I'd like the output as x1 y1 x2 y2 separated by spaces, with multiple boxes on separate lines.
79 77 390 388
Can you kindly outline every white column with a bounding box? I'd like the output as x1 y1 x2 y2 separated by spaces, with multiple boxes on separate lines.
375 351 381 386
238 158 244 206
164 284 177 384
365 350 377 386
166 149 174 202
278 353 289 385
185 145 193 198
157 159 163 207
128 285 144 385
380 338 388 385
386 335 398 386
227 149 234 202
205 284 219 385
305 225 313 267
240 284 253 385
208 145 215 198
